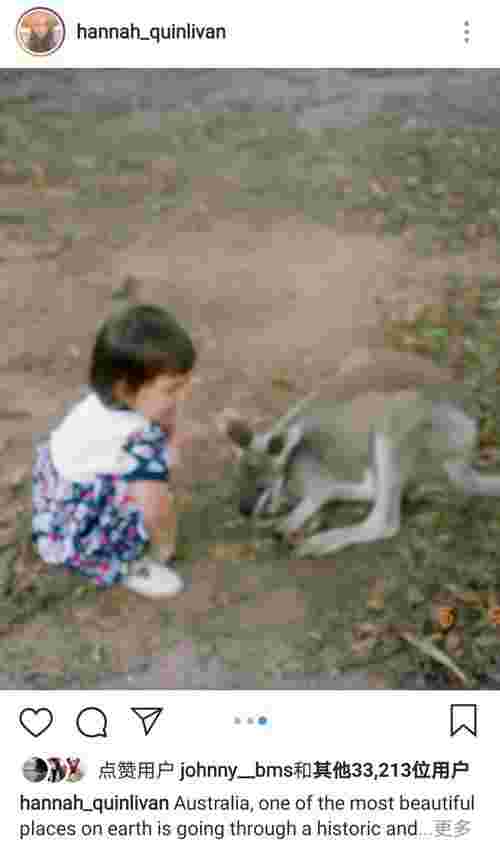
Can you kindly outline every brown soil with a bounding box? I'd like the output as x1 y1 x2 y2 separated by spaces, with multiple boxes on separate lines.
2 173 500 675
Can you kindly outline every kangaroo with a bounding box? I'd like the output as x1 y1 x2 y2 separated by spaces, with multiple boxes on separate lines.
220 347 500 558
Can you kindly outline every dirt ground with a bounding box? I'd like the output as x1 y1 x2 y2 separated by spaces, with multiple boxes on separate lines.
2 172 500 686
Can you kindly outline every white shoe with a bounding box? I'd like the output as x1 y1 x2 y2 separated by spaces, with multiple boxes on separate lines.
122 557 184 598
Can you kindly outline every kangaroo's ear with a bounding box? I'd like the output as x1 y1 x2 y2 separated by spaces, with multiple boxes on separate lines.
216 410 254 449
227 419 254 448
268 422 304 466
267 432 286 456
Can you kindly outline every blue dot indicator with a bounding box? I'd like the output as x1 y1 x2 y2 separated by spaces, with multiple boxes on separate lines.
258 716 267 725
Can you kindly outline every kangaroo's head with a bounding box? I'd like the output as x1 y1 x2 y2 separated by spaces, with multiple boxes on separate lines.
219 410 305 518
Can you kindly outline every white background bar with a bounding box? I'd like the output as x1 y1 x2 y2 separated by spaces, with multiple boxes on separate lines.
2 1 497 68
2 691 496 841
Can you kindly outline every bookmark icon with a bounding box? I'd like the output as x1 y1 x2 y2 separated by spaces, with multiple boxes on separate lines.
450 704 477 737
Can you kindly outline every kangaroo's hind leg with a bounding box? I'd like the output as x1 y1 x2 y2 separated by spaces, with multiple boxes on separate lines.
445 460 500 496
294 431 404 558
276 469 376 538
434 401 500 496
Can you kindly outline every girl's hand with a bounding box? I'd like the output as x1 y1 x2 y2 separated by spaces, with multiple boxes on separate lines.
157 406 194 466
168 429 195 467
157 405 178 438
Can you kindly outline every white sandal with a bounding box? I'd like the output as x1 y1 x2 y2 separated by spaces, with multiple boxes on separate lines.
122 557 184 598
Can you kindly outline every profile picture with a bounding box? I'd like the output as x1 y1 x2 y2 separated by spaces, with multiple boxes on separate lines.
22 756 48 783
47 756 67 783
66 757 84 783
16 7 65 56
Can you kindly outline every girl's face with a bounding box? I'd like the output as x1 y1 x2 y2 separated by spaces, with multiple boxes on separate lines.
115 371 194 424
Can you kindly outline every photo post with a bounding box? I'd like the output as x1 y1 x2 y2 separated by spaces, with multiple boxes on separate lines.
0 1 498 839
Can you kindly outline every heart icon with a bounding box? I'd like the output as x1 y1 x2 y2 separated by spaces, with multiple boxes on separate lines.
19 707 54 737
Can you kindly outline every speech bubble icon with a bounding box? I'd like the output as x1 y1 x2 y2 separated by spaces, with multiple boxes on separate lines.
76 707 108 738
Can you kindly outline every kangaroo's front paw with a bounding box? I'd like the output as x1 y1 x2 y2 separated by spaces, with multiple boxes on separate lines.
271 515 297 539
272 523 305 547
293 528 357 558
286 529 306 547
293 534 329 559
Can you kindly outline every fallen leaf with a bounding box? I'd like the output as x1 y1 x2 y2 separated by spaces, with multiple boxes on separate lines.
368 179 387 197
487 606 500 626
486 590 500 607
444 626 465 659
420 303 449 325
271 376 295 392
366 577 385 611
462 285 482 315
31 163 47 190
452 590 484 608
430 604 457 631
351 622 384 657
479 429 497 447
207 542 257 562
175 493 193 511
476 448 500 467
397 628 469 686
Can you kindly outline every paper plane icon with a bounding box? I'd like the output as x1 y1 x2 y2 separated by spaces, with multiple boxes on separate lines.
131 707 164 736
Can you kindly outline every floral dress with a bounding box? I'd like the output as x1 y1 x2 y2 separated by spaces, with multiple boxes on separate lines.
32 422 170 587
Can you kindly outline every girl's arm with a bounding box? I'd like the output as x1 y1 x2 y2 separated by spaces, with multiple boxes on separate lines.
157 402 193 467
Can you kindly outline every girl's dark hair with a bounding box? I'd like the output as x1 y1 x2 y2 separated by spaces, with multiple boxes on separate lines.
89 304 197 407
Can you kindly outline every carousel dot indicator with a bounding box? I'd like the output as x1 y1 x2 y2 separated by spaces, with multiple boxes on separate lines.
234 715 269 724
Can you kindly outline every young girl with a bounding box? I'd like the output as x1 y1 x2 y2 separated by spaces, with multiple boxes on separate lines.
32 304 196 598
